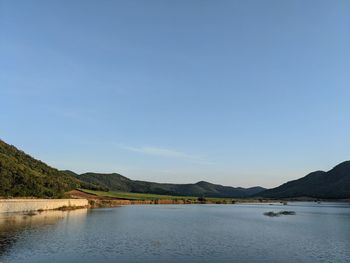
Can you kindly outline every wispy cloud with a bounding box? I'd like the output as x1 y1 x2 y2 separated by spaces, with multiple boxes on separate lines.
122 146 196 158
121 145 215 165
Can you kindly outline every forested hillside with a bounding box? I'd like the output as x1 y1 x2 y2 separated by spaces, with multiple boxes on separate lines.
0 140 102 198
76 172 265 198
257 161 350 199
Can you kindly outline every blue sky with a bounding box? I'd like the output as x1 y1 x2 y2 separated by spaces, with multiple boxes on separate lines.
1 0 349 188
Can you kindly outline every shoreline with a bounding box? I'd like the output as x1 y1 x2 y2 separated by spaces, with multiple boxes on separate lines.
1 189 349 214
68 189 350 208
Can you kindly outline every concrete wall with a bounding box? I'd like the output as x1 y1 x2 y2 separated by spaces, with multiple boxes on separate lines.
0 199 89 213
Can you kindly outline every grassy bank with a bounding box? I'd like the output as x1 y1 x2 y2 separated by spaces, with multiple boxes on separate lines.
78 189 265 204
80 189 196 200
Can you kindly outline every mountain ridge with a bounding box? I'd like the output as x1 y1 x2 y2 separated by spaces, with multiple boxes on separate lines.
0 139 265 198
257 161 350 199
75 172 266 198
1 138 349 199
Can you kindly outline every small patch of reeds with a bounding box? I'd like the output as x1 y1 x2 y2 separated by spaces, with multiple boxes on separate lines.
264 210 296 217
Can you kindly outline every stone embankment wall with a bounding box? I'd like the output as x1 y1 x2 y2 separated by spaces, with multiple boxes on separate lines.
0 199 89 213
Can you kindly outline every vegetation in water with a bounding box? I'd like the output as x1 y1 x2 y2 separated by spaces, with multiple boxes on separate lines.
264 211 296 217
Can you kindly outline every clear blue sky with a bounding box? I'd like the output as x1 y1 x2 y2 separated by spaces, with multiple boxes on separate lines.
1 0 349 188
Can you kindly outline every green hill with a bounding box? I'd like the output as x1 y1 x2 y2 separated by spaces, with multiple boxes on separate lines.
0 139 264 198
3 138 349 199
257 161 350 199
76 172 265 198
0 139 103 198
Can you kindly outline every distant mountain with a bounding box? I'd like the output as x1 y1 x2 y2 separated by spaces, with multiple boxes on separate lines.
0 139 104 198
77 172 133 192
3 138 349 199
257 161 350 199
0 139 265 198
76 172 266 198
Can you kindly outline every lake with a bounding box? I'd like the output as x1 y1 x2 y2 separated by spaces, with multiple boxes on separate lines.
1 202 349 263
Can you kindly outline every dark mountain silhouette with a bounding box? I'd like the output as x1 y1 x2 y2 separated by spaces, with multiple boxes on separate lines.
257 161 350 199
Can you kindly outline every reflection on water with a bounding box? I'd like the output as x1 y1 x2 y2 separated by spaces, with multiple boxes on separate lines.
0 203 350 263
0 209 87 259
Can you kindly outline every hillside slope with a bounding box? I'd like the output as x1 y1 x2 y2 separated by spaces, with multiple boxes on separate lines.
76 172 265 198
257 161 350 199
0 140 102 198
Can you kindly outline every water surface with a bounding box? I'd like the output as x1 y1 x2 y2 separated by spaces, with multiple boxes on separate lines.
1 202 349 263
